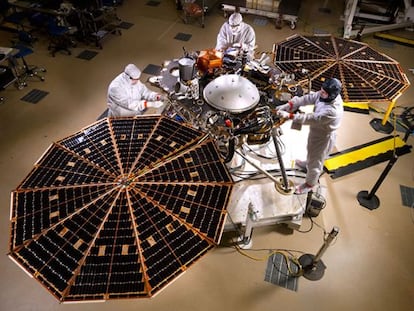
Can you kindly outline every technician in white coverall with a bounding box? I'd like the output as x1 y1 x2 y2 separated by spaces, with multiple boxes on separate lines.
276 78 344 194
215 12 256 60
107 64 164 117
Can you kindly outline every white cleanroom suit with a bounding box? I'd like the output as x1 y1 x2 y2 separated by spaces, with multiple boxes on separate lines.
215 12 256 59
276 78 344 192
107 64 163 117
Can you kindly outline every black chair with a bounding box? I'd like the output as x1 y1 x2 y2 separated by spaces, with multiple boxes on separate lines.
12 43 46 85
47 17 73 56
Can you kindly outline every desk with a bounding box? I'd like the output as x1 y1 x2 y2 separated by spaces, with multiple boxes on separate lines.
8 0 65 16
6 0 69 33
0 47 22 98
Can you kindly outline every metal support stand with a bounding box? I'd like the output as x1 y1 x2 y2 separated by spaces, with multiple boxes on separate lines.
271 127 295 194
235 142 294 195
370 100 397 134
299 227 339 281
357 153 398 210
342 0 414 39
235 202 257 249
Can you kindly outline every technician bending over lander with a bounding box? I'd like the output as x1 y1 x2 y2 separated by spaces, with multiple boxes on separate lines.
107 64 165 117
215 12 256 60
276 78 344 195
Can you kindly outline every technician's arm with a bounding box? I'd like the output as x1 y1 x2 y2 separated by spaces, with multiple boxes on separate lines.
290 92 320 110
242 26 256 56
138 81 162 102
108 86 146 113
276 92 319 113
216 24 230 51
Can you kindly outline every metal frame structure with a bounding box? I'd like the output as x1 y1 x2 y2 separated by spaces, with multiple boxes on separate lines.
342 0 414 39
221 0 300 30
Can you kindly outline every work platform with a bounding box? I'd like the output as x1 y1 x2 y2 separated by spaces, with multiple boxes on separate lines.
223 121 310 236
342 0 414 39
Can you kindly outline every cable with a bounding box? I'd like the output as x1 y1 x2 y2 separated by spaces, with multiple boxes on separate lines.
222 201 329 276
225 211 246 240
230 167 306 184
232 244 303 277
243 143 278 160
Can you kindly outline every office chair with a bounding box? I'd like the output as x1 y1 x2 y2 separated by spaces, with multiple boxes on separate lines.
12 43 46 85
47 17 73 57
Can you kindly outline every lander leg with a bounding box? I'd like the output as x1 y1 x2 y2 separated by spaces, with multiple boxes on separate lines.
271 127 294 194
235 202 258 249
235 148 294 195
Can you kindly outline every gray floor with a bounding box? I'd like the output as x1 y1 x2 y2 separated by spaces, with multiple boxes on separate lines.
0 1 413 310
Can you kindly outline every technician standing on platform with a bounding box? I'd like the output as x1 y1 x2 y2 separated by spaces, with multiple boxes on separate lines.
107 64 165 117
276 78 344 194
215 12 256 59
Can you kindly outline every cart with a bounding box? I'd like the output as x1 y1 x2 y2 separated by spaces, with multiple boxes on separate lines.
181 0 205 27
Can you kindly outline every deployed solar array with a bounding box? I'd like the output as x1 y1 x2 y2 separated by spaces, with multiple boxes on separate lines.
273 34 410 103
9 115 233 302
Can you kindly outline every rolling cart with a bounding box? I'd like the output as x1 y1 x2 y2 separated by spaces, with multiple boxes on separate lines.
78 6 122 49
181 0 205 27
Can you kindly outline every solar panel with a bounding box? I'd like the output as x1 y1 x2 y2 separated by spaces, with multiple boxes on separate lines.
9 115 233 302
273 34 410 103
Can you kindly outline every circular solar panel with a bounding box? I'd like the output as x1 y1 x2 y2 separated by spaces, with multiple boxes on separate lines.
273 34 410 103
8 115 233 302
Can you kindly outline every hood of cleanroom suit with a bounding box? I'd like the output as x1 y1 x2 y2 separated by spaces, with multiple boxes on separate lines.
124 63 141 79
321 78 342 102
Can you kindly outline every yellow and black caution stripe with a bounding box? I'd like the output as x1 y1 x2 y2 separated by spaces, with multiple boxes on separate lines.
324 135 412 179
374 32 414 48
343 102 370 114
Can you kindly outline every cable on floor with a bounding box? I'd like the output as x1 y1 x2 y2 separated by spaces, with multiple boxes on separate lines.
232 244 304 277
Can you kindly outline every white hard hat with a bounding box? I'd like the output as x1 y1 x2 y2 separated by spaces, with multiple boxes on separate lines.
229 12 242 26
124 64 141 79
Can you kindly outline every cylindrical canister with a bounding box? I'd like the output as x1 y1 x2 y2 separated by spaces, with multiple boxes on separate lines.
178 57 196 81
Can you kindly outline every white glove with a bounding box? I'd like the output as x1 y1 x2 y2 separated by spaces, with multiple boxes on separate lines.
147 101 164 108
155 94 166 101
277 110 293 119
275 102 292 112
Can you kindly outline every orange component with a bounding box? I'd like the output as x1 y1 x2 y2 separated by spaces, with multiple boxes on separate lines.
197 49 223 73
183 3 203 16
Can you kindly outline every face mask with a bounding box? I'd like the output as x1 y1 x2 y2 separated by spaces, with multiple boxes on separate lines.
230 24 241 35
